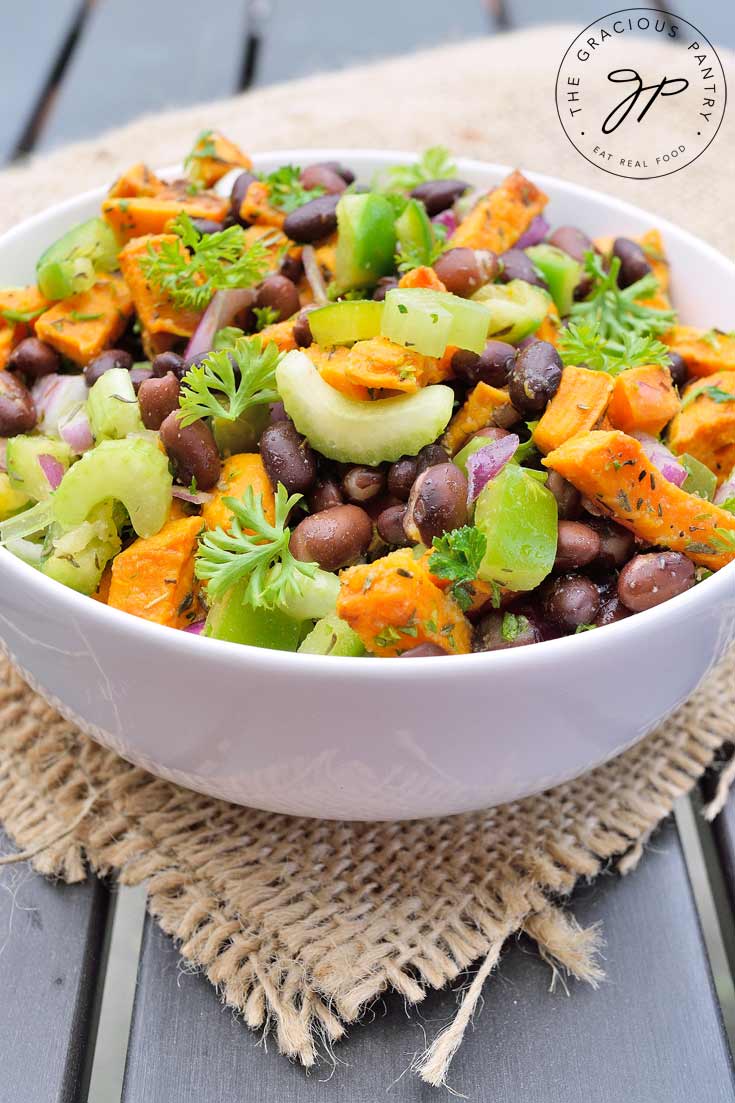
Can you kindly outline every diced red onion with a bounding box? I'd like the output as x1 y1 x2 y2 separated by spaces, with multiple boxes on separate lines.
302 245 328 306
714 469 735 507
516 215 550 249
184 620 206 635
432 209 457 237
32 374 88 436
467 433 519 501
59 407 93 454
171 485 213 505
184 288 256 359
632 432 687 488
0 439 7 473
38 453 65 490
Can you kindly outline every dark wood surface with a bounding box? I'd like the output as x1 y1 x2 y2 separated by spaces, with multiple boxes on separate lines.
0 832 114 1103
251 0 494 88
36 0 253 152
121 817 734 1102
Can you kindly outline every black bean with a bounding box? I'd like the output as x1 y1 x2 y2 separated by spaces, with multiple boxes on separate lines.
545 471 582 520
473 610 540 652
189 218 223 235
290 504 372 571
269 401 288 423
613 237 652 288
280 253 304 284
433 248 499 297
543 573 600 630
151 350 185 380
586 518 636 569
492 402 522 430
293 309 314 348
404 463 468 544
159 411 221 491
8 337 60 380
0 372 36 436
259 420 316 494
319 160 355 185
283 194 340 243
138 372 180 430
410 178 469 216
617 551 695 612
554 521 601 571
499 248 547 288
507 341 562 415
230 171 257 224
373 276 399 301
594 594 630 627
342 465 385 503
129 366 153 393
547 225 594 263
300 163 347 194
84 348 133 386
377 503 410 546
416 442 449 474
451 340 517 387
666 351 688 389
256 275 300 322
387 456 419 500
399 643 448 657
308 477 344 513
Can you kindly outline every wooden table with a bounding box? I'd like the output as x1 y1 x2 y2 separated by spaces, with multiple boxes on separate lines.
2 3 735 1099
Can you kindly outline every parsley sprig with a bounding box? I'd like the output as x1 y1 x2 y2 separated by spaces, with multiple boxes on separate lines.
558 321 671 376
429 526 489 611
569 252 676 352
259 165 325 213
178 336 282 427
681 381 735 410
140 213 270 311
374 146 457 193
195 484 317 605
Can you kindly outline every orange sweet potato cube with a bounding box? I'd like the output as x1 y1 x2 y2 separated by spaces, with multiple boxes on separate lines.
108 516 204 628
450 170 548 252
35 275 133 365
606 364 679 435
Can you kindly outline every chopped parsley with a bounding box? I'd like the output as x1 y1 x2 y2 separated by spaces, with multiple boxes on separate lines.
252 305 280 332
258 165 325 213
429 526 487 611
681 382 735 410
501 612 530 642
375 146 457 193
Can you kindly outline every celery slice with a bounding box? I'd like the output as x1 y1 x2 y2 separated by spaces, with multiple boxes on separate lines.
42 502 120 595
205 578 302 650
382 288 489 356
471 279 550 343
309 300 384 346
87 368 145 441
6 436 73 502
276 350 454 464
298 614 366 656
277 567 339 621
52 437 172 538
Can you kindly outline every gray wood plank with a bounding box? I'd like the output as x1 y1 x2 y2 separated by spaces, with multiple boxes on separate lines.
251 0 495 87
0 831 115 1103
121 817 734 1102
0 0 82 161
37 0 253 151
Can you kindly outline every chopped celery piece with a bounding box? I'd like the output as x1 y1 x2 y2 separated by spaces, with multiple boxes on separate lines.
0 472 31 520
395 199 434 268
6 436 73 502
52 437 172 538
277 567 339 621
36 217 119 300
204 578 302 650
4 536 44 566
525 244 581 317
681 453 717 500
276 350 454 464
0 498 53 543
333 193 396 294
382 288 490 356
87 368 145 440
474 464 557 590
471 279 550 343
213 405 270 457
298 614 366 656
42 502 120 595
309 300 384 346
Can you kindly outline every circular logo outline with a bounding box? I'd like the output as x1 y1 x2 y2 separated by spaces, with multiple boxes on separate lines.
555 7 728 180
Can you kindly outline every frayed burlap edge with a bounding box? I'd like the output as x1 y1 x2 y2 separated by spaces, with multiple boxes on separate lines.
0 652 732 1086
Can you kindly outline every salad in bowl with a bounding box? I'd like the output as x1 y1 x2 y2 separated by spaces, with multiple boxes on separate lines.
1 131 734 664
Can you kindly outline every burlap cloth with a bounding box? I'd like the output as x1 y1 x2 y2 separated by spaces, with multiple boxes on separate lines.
1 26 735 1087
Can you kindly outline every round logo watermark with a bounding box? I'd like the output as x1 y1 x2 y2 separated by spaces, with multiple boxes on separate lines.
555 8 727 179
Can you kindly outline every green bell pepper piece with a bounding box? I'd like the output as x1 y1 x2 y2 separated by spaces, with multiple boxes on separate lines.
36 217 120 300
298 614 366 656
474 463 557 590
309 300 384 346
681 453 717 500
395 198 434 268
524 244 581 317
333 193 396 295
205 578 302 650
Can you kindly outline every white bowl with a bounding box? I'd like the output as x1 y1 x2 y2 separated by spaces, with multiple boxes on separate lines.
1 151 734 821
